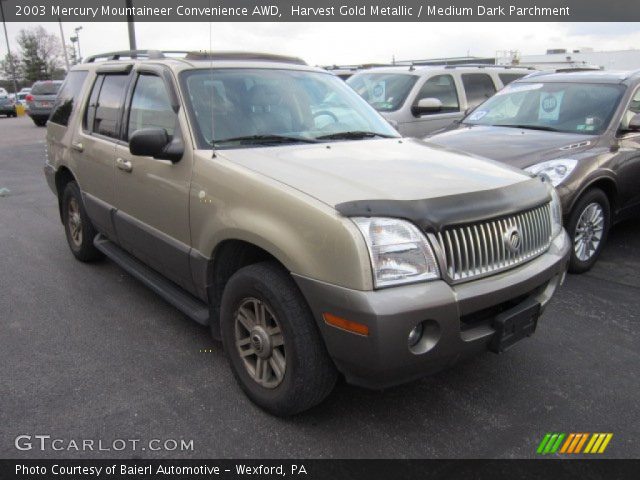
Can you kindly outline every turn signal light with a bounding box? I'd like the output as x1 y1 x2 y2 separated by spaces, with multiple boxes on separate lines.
323 313 369 336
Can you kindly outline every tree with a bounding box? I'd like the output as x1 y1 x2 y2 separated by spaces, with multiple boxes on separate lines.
0 52 23 83
16 26 62 83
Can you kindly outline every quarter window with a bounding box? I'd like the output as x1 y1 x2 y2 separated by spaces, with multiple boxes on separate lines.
415 75 459 113
462 74 497 108
49 71 88 126
127 74 176 139
498 73 526 86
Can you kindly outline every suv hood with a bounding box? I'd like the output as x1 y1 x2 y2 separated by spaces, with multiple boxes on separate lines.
220 138 531 207
428 125 597 169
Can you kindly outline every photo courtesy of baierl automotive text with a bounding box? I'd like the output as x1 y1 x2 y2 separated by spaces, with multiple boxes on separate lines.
1 0 639 477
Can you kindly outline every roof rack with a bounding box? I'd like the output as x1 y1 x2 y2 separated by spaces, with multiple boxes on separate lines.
84 50 307 65
441 64 536 70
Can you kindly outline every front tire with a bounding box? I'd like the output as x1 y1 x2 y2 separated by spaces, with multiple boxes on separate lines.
220 262 337 416
567 188 610 273
61 182 102 262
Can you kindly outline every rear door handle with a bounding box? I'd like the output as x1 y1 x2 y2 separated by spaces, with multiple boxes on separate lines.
116 157 133 173
71 142 83 152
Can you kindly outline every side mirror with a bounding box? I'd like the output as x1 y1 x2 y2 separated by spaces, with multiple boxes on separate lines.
129 127 183 162
627 113 640 132
411 97 443 117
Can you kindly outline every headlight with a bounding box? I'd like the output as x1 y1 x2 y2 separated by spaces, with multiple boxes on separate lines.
352 217 440 288
549 188 563 238
525 159 577 187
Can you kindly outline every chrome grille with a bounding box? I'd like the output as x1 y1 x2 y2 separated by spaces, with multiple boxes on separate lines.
435 203 552 282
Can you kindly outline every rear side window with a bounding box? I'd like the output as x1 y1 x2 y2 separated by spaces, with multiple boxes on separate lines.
49 71 88 126
499 73 526 86
127 74 176 140
31 82 62 95
85 74 129 139
462 74 497 108
415 74 459 113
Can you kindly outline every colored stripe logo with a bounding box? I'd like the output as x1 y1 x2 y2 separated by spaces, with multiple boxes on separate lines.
537 433 613 454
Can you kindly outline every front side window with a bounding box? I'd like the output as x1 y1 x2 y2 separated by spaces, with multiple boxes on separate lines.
463 81 625 135
462 73 497 108
49 71 88 126
127 74 176 139
414 74 459 113
89 74 129 139
182 68 399 148
347 73 419 112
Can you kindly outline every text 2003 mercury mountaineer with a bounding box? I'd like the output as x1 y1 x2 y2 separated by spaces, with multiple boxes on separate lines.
45 52 570 415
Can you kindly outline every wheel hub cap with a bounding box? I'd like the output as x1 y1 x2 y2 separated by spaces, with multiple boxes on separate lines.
234 297 286 389
574 202 604 262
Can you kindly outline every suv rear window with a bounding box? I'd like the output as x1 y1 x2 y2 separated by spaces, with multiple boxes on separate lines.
49 71 88 126
347 73 419 112
31 82 63 95
462 74 497 108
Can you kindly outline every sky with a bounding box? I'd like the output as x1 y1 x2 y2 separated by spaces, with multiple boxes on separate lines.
1 22 640 66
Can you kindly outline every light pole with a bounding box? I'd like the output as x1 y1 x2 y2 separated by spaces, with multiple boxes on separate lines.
58 19 70 72
126 0 137 51
74 26 83 61
0 0 19 95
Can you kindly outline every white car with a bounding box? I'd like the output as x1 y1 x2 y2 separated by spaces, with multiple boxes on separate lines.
347 65 534 137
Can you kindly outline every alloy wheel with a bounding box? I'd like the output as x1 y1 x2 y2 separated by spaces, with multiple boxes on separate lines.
234 297 286 389
573 202 604 262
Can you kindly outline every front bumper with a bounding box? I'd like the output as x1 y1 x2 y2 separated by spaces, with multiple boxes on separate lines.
294 230 570 389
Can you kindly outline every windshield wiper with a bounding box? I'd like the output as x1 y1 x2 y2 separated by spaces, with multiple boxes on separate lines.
212 134 318 146
315 131 397 140
498 124 561 132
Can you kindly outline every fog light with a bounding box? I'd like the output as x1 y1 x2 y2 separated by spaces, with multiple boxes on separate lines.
408 323 423 347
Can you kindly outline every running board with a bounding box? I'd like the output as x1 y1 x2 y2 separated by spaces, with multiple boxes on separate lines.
94 234 209 325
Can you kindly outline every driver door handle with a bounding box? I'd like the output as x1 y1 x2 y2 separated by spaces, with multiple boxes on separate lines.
71 142 83 152
116 157 133 173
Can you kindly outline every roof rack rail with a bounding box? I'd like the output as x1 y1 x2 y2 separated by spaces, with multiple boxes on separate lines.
84 50 307 66
442 63 535 70
183 51 307 65
84 50 193 63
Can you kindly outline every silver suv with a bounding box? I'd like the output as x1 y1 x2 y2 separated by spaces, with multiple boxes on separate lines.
347 65 533 137
44 50 569 415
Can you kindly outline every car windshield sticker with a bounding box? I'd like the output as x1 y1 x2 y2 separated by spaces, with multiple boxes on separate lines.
496 83 543 95
538 91 564 121
370 82 386 103
468 110 487 121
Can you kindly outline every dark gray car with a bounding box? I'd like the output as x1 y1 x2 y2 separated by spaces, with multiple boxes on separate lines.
0 95 17 117
428 70 640 273
27 80 63 127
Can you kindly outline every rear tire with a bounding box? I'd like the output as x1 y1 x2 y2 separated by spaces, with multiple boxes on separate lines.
567 188 610 273
61 181 102 262
220 262 337 416
33 118 46 127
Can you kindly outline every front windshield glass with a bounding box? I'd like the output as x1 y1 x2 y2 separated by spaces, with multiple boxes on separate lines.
347 73 418 112
463 81 625 135
181 68 399 148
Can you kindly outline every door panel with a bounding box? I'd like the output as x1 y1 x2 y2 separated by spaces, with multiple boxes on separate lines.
113 71 194 293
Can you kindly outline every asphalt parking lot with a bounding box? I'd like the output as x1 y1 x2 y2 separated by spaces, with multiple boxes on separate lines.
1 114 639 459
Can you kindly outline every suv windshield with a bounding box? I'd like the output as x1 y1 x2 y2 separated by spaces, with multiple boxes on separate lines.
347 73 418 112
181 68 398 148
463 81 625 135
31 81 63 95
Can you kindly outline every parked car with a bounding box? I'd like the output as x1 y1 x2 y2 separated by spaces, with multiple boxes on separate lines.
16 92 29 110
346 65 533 137
0 87 8 97
44 50 569 415
26 80 63 126
428 70 640 272
0 94 17 117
